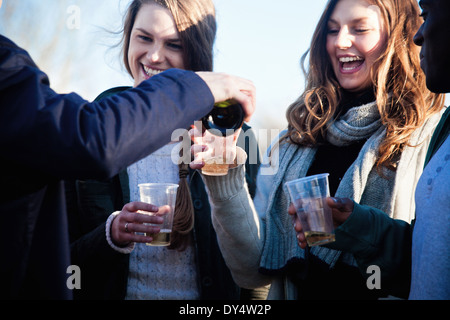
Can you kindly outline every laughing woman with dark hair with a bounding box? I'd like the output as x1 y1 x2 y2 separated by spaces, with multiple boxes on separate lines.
66 0 263 300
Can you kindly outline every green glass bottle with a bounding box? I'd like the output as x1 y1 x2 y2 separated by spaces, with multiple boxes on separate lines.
201 99 244 136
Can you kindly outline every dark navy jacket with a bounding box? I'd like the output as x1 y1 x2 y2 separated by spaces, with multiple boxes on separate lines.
0 35 213 299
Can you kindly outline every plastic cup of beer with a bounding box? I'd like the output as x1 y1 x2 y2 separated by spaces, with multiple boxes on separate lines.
285 173 335 247
202 155 230 176
199 128 239 176
138 183 178 246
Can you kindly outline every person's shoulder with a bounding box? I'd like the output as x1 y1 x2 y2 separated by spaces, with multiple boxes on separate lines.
0 35 18 48
0 35 36 68
94 86 132 101
442 105 450 119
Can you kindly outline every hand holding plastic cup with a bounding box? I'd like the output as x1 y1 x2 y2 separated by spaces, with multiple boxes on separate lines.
138 183 178 246
190 122 243 176
285 173 335 247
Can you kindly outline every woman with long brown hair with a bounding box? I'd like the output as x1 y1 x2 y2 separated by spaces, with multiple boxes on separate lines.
66 0 262 300
191 0 445 299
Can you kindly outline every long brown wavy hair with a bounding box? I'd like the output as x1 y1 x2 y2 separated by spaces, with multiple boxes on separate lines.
285 0 444 171
120 0 217 250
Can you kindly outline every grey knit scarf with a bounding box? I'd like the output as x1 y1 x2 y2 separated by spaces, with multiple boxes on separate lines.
260 101 441 271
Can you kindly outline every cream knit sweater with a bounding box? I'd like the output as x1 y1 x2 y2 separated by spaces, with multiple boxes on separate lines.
108 143 200 300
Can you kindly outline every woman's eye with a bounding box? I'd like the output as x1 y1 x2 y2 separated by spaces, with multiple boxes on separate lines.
327 28 339 35
354 26 371 33
138 35 152 42
167 42 182 50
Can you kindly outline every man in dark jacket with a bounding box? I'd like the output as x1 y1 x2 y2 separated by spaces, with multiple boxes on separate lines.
0 35 255 299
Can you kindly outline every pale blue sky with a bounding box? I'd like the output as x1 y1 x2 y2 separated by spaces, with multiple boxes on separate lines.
213 0 328 129
0 0 328 132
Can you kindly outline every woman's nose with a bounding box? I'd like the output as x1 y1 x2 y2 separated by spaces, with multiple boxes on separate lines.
335 26 352 49
147 44 164 63
413 25 424 46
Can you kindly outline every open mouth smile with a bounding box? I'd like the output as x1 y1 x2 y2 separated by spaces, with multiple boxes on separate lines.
142 65 164 78
339 56 365 73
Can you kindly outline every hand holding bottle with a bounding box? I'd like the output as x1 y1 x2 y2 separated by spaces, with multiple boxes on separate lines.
195 72 256 122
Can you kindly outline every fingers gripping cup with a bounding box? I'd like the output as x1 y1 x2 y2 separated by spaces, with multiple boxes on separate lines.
192 121 245 176
201 133 240 176
286 174 335 247
200 99 244 176
138 183 179 246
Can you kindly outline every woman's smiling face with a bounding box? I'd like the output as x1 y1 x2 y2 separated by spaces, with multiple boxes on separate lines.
128 3 185 87
326 0 387 92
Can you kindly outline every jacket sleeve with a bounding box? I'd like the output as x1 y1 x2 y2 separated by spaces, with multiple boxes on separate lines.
327 202 413 298
0 36 213 180
70 221 124 265
202 150 272 289
203 132 281 289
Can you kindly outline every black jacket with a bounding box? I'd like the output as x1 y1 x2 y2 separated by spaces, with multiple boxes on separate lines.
0 35 214 299
66 87 261 300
